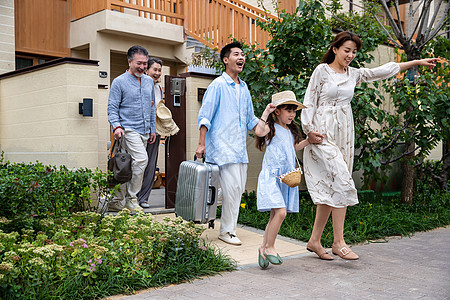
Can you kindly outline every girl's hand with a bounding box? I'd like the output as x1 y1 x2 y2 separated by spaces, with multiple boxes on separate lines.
265 103 276 114
307 131 324 144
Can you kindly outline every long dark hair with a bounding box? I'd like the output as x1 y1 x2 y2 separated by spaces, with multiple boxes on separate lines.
256 104 303 151
321 31 362 64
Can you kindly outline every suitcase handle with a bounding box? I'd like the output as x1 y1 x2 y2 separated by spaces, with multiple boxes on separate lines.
207 185 216 205
193 154 206 163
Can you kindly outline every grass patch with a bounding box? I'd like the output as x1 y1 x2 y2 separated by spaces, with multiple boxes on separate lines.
0 211 235 300
235 188 450 247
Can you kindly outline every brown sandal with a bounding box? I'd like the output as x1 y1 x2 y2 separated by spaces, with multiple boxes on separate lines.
332 246 359 260
306 244 334 260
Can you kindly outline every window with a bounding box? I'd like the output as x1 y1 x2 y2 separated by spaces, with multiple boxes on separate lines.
15 54 53 70
15 57 33 70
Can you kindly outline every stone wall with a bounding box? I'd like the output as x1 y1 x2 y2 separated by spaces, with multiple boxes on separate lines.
0 59 100 169
0 0 15 74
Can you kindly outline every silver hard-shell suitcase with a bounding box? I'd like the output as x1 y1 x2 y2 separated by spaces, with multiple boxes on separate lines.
175 156 219 228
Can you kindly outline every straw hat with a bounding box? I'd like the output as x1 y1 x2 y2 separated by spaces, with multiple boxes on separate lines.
155 101 179 136
271 91 306 110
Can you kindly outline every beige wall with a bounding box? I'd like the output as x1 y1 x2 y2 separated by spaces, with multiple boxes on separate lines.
0 0 15 74
70 10 189 88
0 62 100 168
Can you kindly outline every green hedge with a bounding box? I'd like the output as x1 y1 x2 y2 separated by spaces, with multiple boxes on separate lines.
0 154 110 230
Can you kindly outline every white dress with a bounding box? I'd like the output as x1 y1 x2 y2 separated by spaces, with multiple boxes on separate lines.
301 62 400 208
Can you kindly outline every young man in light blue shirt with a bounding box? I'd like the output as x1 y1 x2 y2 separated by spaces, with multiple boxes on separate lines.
108 45 156 212
196 42 260 245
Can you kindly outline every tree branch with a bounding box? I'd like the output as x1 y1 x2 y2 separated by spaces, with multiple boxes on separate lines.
437 29 450 37
378 120 409 153
394 0 405 38
410 0 429 42
411 0 425 16
338 0 403 48
415 0 433 44
426 0 444 34
381 136 434 165
423 3 450 45
379 0 404 42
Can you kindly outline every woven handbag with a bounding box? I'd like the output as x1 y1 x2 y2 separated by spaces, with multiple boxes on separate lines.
278 156 302 188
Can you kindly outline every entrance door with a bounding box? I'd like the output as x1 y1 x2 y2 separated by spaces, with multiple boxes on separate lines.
164 75 186 208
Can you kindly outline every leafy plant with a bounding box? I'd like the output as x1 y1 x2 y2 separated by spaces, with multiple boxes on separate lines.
0 212 235 299
190 45 219 68
237 189 450 247
0 153 117 231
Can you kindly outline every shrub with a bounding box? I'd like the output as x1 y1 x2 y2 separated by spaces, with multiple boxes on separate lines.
237 189 450 247
0 212 235 299
0 154 114 231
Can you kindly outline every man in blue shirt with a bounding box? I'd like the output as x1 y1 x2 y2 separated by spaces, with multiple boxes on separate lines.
196 42 260 245
108 45 157 212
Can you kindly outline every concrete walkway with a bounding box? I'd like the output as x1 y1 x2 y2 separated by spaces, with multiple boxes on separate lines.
109 215 450 300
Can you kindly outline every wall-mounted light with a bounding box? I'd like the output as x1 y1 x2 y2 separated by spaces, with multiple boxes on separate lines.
79 98 93 117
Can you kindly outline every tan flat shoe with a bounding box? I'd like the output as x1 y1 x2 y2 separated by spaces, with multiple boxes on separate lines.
306 243 334 260
332 246 359 260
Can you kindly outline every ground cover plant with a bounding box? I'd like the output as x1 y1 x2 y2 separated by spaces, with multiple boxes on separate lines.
0 156 235 299
235 183 450 247
0 211 235 299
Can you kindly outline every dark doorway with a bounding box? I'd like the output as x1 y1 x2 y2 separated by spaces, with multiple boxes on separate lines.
164 75 186 208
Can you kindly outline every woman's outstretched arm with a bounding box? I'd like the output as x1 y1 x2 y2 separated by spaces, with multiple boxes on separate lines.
398 58 440 71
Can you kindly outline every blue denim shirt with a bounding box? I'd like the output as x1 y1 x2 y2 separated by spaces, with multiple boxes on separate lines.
108 71 156 135
198 72 259 166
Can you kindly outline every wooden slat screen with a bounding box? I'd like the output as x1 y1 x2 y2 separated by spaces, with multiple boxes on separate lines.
184 0 276 50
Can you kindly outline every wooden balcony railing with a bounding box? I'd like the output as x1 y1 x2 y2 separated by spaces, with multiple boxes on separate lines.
71 0 275 49
71 0 184 25
184 0 276 50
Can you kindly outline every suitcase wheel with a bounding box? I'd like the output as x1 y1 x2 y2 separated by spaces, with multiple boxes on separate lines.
208 220 215 229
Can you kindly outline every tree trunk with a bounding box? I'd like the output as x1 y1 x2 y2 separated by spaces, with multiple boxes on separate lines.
401 140 415 204
400 56 419 205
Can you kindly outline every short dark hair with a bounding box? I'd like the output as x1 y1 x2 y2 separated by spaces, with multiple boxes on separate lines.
148 57 163 68
127 45 149 61
220 41 243 66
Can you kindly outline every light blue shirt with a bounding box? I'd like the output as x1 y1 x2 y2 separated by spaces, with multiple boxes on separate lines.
108 71 156 135
198 72 259 166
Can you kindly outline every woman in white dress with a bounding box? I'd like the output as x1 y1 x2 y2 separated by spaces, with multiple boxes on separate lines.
301 31 438 260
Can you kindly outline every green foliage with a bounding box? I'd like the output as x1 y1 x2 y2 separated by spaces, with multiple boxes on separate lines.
240 0 333 117
190 44 220 68
238 189 450 247
0 153 117 231
239 0 448 190
0 213 235 299
378 55 450 171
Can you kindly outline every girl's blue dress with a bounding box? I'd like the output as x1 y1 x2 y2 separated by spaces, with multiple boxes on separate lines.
257 123 299 212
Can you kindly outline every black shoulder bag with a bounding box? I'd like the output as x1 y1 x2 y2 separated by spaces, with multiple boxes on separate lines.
107 137 132 185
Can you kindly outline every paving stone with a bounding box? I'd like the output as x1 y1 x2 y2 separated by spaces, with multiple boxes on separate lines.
112 226 450 299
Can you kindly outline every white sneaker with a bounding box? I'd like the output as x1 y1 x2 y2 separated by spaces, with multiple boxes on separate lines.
218 232 242 245
139 202 150 208
107 201 123 212
124 199 143 212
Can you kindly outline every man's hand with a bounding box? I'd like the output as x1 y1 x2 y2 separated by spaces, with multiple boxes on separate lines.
113 127 124 140
196 125 207 160
148 133 157 144
195 144 206 159
307 131 324 144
